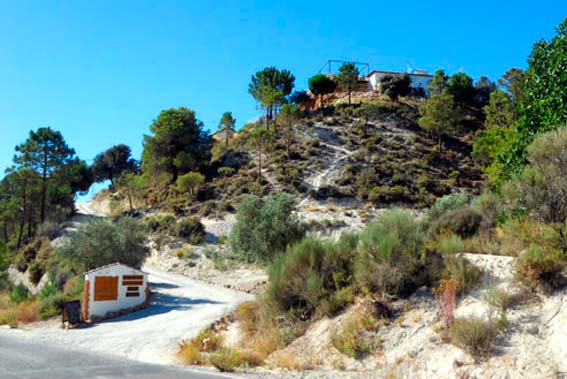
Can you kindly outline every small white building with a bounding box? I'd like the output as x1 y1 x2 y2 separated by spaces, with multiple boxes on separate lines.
83 263 149 321
367 70 433 94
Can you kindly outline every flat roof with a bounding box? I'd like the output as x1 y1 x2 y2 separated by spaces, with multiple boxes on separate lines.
367 70 433 78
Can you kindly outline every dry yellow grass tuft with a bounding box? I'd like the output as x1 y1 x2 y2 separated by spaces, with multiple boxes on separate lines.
271 351 301 370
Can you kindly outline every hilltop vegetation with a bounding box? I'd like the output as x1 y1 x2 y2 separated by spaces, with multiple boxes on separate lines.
1 17 567 377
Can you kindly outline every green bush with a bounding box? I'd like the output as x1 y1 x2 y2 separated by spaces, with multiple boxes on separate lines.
268 233 357 318
39 291 65 319
443 254 482 295
437 234 465 255
330 318 377 359
60 216 149 271
515 244 565 292
355 209 425 297
229 193 306 263
422 192 471 229
9 284 30 304
28 261 45 285
449 316 504 360
175 218 206 244
428 208 483 239
209 348 242 372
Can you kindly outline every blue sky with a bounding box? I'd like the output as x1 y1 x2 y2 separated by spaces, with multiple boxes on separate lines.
1 0 566 178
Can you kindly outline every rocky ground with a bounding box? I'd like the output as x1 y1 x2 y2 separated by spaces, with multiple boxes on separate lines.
215 254 567 379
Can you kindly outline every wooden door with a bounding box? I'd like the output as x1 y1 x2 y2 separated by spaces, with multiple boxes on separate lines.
94 276 118 301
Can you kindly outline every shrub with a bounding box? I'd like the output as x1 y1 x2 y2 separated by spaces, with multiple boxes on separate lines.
267 238 327 317
268 232 358 318
9 284 30 304
449 316 504 360
443 255 482 295
422 192 471 229
428 208 483 239
229 192 306 263
515 244 565 292
177 343 207 366
175 218 206 245
28 261 45 285
355 209 425 297
209 348 242 372
60 216 149 270
39 291 65 319
330 318 377 359
484 287 515 311
504 127 567 223
437 234 465 255
11 299 39 324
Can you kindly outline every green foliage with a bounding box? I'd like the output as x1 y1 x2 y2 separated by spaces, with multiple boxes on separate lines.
498 68 525 107
209 348 242 372
380 74 412 101
355 209 424 297
504 19 567 176
9 284 30 304
422 192 471 230
142 107 211 182
336 62 360 105
331 318 377 359
418 94 462 151
60 216 149 271
437 234 465 255
429 69 448 95
428 208 483 239
217 166 235 177
474 76 496 107
28 261 45 285
217 111 236 146
38 282 65 319
504 127 567 223
447 72 476 105
92 144 138 184
228 193 306 263
308 74 337 105
177 172 205 195
268 233 357 318
0 240 9 290
175 218 206 245
473 90 517 181
515 244 565 292
449 316 504 360
443 255 482 294
2 127 91 247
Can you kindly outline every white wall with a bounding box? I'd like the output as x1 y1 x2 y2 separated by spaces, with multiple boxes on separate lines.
368 72 432 94
85 264 148 320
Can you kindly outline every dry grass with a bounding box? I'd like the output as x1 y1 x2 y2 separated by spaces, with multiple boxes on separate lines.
2 299 40 326
177 342 208 365
271 351 301 370
330 316 379 359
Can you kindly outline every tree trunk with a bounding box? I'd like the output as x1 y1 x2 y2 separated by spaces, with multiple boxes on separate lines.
257 148 262 182
225 129 229 147
348 90 352 105
438 135 443 152
127 192 133 212
265 107 270 131
3 221 8 243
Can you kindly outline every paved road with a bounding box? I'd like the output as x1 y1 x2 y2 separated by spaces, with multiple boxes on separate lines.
0 332 236 379
2 266 253 365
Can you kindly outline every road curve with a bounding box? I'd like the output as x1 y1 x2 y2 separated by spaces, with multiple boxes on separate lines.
0 331 237 379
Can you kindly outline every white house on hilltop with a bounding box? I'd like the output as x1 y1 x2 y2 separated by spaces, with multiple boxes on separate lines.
367 70 433 94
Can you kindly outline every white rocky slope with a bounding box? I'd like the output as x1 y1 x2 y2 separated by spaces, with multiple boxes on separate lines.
245 254 567 379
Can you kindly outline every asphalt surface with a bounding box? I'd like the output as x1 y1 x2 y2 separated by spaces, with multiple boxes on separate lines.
0 332 236 379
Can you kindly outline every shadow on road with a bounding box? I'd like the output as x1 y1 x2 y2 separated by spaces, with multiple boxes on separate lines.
102 293 223 323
